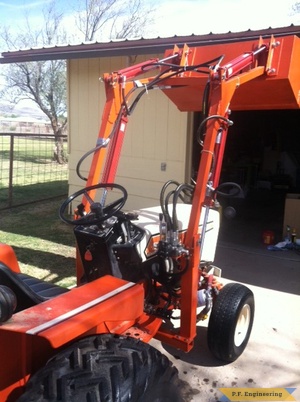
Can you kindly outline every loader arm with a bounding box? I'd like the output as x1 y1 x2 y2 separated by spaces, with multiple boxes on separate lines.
82 56 176 205
79 36 280 351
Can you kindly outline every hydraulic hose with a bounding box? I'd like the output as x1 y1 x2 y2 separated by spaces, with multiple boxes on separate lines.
197 114 233 145
75 109 124 181
214 181 243 198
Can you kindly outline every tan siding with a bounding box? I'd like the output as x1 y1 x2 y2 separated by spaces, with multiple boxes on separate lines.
68 55 189 211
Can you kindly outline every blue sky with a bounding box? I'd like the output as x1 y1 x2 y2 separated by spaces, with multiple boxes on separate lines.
0 0 299 39
0 0 52 20
0 0 70 26
0 0 66 17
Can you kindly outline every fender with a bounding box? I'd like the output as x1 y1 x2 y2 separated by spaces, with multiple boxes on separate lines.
0 275 144 401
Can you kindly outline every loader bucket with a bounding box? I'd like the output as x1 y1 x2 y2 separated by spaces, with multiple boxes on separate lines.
161 35 300 111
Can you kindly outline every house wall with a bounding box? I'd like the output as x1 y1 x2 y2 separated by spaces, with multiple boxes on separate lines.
67 54 189 211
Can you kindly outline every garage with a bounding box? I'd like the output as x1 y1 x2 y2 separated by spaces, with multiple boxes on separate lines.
194 109 300 245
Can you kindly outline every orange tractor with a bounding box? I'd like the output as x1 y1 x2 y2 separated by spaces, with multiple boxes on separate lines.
0 34 299 401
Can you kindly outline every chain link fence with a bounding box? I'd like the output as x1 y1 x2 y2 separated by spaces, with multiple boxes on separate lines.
0 133 68 209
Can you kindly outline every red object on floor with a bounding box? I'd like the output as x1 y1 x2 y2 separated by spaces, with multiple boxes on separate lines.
263 230 275 245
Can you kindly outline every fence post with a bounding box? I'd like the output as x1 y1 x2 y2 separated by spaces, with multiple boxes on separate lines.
8 134 14 207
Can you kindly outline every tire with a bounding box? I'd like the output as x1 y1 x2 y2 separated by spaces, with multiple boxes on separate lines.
207 282 254 362
17 334 183 402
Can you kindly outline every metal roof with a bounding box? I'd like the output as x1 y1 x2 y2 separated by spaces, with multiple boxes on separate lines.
1 24 300 64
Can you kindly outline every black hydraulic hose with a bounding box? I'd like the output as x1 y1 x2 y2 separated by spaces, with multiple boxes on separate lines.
126 57 218 116
76 63 199 181
126 67 176 115
141 55 225 73
164 190 175 230
197 114 233 145
76 108 124 181
76 143 105 181
76 54 225 181
214 181 243 197
172 183 194 231
196 81 211 142
202 81 210 117
122 87 131 116
122 53 225 118
76 66 186 181
160 180 194 232
160 180 180 231
121 82 144 116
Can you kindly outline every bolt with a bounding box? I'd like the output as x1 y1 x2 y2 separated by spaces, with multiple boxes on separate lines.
272 41 280 48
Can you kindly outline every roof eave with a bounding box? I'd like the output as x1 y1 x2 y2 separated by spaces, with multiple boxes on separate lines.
1 25 299 64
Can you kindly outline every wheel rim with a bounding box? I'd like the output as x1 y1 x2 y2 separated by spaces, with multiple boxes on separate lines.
234 303 251 347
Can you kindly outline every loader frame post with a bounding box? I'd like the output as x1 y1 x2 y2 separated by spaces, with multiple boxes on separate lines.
156 39 277 350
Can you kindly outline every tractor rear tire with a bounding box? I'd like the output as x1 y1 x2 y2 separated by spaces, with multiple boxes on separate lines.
207 282 254 362
17 334 183 402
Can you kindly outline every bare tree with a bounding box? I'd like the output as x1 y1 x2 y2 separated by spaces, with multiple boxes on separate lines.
112 0 155 39
0 2 67 164
75 0 119 41
0 0 156 163
74 0 155 41
291 2 300 14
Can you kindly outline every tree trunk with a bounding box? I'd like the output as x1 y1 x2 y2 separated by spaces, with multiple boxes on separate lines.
53 127 66 164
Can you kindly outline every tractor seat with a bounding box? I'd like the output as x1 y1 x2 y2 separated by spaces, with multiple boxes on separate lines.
0 262 69 313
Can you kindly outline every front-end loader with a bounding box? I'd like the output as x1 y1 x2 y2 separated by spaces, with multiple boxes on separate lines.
1 33 299 401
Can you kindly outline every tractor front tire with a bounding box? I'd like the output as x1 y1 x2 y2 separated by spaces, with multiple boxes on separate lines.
18 334 183 402
207 282 254 362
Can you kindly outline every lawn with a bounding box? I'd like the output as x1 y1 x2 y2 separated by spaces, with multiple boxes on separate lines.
0 133 74 286
0 197 77 288
0 134 68 209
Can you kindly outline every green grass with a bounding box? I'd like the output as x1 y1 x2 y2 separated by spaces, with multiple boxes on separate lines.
0 134 74 286
0 180 69 206
0 134 68 209
1 135 56 164
0 197 77 288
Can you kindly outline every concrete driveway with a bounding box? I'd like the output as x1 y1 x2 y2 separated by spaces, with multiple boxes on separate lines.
151 240 300 401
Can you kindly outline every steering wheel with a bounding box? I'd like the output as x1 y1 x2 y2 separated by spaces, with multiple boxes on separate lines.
59 183 127 226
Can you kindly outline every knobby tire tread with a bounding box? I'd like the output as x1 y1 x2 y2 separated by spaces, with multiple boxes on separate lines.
17 334 183 402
